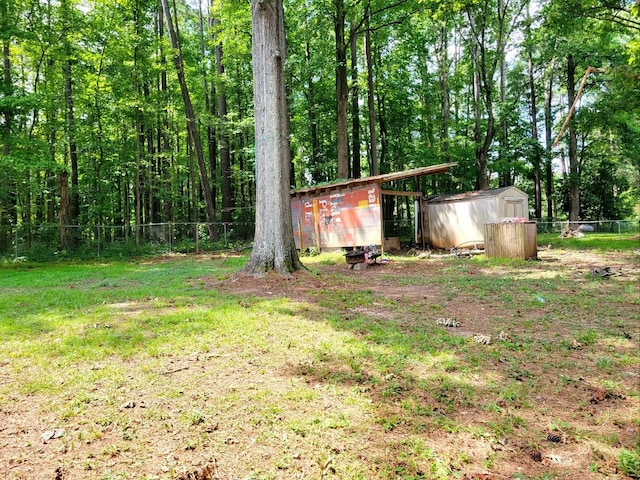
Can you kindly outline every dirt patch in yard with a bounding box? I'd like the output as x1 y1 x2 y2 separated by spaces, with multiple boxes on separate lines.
1 247 638 480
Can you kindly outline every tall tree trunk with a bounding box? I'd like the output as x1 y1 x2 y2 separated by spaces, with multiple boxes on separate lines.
189 136 198 245
567 54 580 225
437 24 450 163
470 42 489 189
157 4 173 224
242 0 302 275
59 170 70 248
62 7 79 247
215 28 233 223
377 87 388 171
334 0 349 179
365 13 378 176
134 3 143 243
499 46 509 187
0 0 15 252
526 5 542 220
207 7 218 214
135 108 143 244
466 0 514 190
544 61 555 221
161 0 216 240
350 27 361 179
305 41 321 183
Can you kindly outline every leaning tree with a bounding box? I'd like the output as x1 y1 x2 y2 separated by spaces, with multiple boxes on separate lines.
241 0 303 275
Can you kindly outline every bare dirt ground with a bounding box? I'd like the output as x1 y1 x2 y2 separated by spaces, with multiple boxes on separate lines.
1 247 638 480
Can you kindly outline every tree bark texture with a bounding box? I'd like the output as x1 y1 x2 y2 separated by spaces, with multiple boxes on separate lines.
544 62 555 221
0 0 15 252
350 28 361 179
242 0 302 276
526 3 542 219
567 54 580 224
437 24 450 163
334 0 350 179
215 33 233 223
305 42 321 183
161 0 217 241
365 16 379 176
63 27 79 247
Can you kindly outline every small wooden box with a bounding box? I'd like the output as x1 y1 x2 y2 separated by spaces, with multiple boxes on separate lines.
484 222 537 260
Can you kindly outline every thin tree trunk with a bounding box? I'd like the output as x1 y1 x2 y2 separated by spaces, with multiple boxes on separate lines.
471 42 489 189
305 42 321 183
437 24 450 163
161 0 216 241
207 7 218 213
134 3 143 243
544 61 555 221
0 0 15 252
334 0 349 179
377 87 388 170
526 11 541 219
365 13 378 176
499 47 509 187
157 4 173 224
215 26 233 223
59 170 70 248
350 27 361 179
62 10 79 247
567 54 580 225
135 110 143 244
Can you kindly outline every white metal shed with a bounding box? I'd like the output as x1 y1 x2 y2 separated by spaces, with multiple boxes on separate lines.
422 186 530 249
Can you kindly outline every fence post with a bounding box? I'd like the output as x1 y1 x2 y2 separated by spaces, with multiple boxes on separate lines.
14 226 18 261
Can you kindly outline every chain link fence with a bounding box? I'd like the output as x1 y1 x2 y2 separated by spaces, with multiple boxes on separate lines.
0 222 255 262
383 218 639 250
0 219 637 262
535 220 639 235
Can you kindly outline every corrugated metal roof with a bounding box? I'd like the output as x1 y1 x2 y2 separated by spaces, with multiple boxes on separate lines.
426 186 526 203
291 162 458 197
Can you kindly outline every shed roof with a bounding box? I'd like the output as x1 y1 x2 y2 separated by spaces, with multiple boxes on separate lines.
426 186 527 204
291 162 457 197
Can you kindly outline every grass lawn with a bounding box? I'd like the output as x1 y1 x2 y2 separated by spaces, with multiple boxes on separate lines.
1 235 639 480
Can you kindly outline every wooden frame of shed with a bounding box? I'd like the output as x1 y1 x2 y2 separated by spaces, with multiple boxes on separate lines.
290 163 457 252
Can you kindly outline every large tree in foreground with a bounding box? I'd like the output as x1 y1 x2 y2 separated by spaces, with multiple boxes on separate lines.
241 0 303 275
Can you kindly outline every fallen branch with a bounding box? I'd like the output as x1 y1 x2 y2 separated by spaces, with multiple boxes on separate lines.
162 366 190 375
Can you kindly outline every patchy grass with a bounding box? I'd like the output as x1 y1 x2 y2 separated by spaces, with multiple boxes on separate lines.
537 232 640 252
0 247 638 479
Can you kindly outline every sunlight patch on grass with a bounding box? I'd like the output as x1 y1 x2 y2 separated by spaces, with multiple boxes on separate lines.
0 252 637 479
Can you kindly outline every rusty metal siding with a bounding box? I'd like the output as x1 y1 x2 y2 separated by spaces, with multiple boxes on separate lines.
292 184 382 251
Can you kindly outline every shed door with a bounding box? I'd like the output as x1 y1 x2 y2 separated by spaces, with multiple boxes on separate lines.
505 199 525 218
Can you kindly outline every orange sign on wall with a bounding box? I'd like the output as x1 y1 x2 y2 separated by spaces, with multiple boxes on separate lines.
292 184 382 250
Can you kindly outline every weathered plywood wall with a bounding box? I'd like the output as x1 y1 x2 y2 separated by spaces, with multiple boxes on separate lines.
484 222 538 260
291 185 382 251
424 187 530 249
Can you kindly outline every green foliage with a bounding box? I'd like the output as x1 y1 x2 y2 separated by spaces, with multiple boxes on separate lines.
1 0 638 260
618 448 640 479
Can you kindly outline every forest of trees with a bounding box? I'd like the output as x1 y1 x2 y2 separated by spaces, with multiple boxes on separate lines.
0 0 638 252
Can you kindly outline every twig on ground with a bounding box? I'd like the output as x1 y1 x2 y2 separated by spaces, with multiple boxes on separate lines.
162 366 190 375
